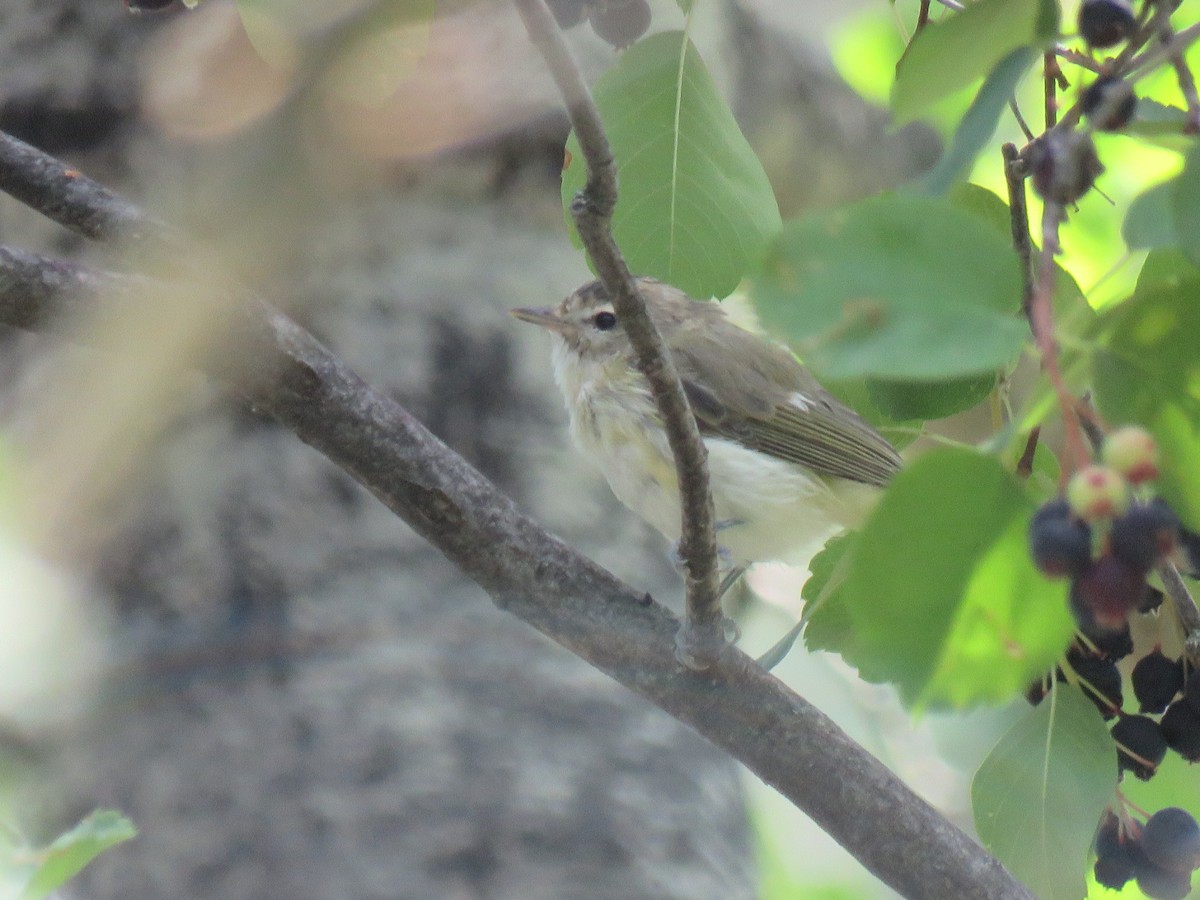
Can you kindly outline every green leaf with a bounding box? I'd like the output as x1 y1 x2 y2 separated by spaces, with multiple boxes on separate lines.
866 372 996 421
749 195 1026 380
1135 249 1199 296
1126 99 1191 136
892 0 1057 124
561 32 782 300
21 810 136 899
972 687 1115 900
800 534 859 662
1170 144 1200 269
947 182 1089 316
831 449 1074 707
1092 282 1200 531
1124 179 1177 251
916 47 1035 196
673 0 693 12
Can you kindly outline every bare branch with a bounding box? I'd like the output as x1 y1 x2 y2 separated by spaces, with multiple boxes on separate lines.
1157 561 1200 665
1002 143 1034 321
0 242 1034 900
510 0 724 666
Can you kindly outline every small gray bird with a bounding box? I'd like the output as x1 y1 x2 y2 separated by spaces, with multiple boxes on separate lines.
513 277 901 567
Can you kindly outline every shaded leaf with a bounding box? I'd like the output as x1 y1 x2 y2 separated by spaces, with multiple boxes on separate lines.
1124 179 1177 251
749 195 1026 380
972 687 1114 900
562 32 781 299
916 47 1035 195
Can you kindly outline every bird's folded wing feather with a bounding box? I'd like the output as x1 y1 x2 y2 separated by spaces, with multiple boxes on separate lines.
673 329 901 488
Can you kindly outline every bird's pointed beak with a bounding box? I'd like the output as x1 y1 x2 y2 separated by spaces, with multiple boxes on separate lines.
510 306 566 332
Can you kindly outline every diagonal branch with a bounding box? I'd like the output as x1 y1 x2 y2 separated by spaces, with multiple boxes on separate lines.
510 0 724 667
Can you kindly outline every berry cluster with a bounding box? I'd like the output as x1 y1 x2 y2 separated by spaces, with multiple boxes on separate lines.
1030 427 1180 632
1028 426 1200 775
1093 807 1200 899
547 0 652 49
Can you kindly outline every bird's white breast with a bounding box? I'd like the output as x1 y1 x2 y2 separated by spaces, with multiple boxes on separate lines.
548 336 876 566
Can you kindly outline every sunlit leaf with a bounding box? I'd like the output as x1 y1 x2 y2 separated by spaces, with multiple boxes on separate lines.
892 0 1057 124
823 449 1074 707
972 687 1115 900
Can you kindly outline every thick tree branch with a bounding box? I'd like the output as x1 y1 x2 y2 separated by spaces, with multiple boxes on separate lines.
0 244 1032 900
510 0 724 666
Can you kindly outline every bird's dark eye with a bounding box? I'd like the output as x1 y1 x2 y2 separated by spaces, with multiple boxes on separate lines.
593 311 617 331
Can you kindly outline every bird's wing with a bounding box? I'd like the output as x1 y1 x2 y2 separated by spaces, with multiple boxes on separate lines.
673 327 901 487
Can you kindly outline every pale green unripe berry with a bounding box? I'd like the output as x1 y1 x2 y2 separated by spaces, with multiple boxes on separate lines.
1067 464 1130 521
1103 426 1159 485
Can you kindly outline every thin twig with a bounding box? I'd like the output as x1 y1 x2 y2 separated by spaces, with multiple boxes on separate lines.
915 0 932 36
1054 45 1105 75
511 0 724 667
1002 144 1035 322
1033 203 1091 476
1043 51 1060 130
1153 10 1200 133
1008 100 1035 143
0 238 1037 900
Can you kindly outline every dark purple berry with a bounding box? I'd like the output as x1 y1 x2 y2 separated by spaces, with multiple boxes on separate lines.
546 0 588 29
1187 672 1200 716
1161 700 1200 762
1109 500 1180 572
1140 585 1166 614
1094 810 1137 888
1071 554 1145 632
1142 808 1200 874
1135 862 1193 900
588 0 651 49
125 0 177 10
1082 77 1137 131
1025 674 1052 706
1095 852 1137 888
1069 651 1124 717
1132 650 1185 714
1030 498 1092 577
1078 0 1136 48
1112 714 1168 780
1031 131 1105 206
1081 621 1135 660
